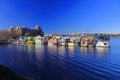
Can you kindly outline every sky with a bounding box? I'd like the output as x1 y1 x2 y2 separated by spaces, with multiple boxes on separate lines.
0 0 120 34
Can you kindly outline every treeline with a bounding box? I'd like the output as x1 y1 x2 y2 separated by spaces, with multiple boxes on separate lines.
0 30 21 40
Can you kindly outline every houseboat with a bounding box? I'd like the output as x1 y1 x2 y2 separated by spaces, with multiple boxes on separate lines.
18 37 27 44
94 35 110 47
35 36 44 45
48 38 53 45
68 42 75 46
70 36 81 46
60 37 69 46
80 36 94 47
26 37 35 44
48 37 59 45
53 38 59 45
68 39 75 46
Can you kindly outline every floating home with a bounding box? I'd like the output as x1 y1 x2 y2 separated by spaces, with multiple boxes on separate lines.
15 33 110 48
26 37 35 44
80 36 94 47
68 38 75 46
69 36 81 45
35 36 44 45
94 35 110 47
18 37 27 44
60 37 69 46
48 37 59 45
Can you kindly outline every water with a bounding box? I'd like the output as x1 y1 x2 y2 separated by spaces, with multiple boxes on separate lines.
0 38 120 80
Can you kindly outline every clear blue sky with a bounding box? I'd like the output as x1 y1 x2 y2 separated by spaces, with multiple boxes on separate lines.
0 0 120 34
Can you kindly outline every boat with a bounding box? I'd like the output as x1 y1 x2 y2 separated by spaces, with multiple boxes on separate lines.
53 38 59 45
67 38 76 46
70 37 81 43
80 36 94 47
35 35 44 45
26 37 35 44
80 38 88 47
68 42 75 46
60 37 69 46
17 37 27 44
47 38 59 45
94 35 110 47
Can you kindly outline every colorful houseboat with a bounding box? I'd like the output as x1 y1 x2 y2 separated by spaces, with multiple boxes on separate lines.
60 37 69 46
48 37 59 45
26 37 35 44
68 39 75 46
80 36 94 47
18 37 27 44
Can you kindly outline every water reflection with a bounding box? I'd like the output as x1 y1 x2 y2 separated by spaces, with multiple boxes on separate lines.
26 44 35 53
35 45 45 62
95 47 109 59
67 46 75 56
80 47 89 56
25 44 109 60
80 47 109 59
80 47 88 53
35 45 44 55
95 47 109 53
88 47 95 53
47 45 58 54
58 46 66 54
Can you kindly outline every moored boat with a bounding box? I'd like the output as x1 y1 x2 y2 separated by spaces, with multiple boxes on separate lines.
26 37 35 44
80 36 94 47
35 35 44 45
94 35 110 48
60 37 69 46
68 42 75 46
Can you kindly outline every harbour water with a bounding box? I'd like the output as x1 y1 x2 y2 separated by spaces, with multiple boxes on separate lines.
0 38 120 80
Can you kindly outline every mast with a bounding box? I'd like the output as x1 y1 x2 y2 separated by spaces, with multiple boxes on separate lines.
81 28 84 37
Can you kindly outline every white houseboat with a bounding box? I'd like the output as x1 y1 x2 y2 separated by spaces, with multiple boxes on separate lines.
35 35 48 45
60 37 69 46
68 39 75 46
94 35 110 47
35 35 44 45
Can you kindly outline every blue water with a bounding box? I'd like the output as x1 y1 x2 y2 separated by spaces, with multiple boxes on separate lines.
0 38 120 80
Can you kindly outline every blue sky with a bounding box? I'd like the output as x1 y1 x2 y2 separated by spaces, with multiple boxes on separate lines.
0 0 120 34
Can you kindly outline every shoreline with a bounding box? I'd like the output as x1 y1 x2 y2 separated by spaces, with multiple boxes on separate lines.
0 65 26 80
